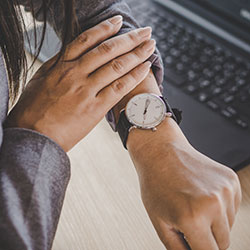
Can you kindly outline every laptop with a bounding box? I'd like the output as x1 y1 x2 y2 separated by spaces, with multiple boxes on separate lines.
24 0 250 171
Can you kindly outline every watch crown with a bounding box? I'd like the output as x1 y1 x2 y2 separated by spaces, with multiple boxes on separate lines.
166 112 173 117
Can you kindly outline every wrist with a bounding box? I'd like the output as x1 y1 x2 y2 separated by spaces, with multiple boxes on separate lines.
127 117 189 159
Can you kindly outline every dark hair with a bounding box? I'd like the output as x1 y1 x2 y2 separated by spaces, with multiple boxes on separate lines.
0 0 78 102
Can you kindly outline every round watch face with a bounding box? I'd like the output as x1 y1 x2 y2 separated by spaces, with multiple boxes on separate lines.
125 93 167 129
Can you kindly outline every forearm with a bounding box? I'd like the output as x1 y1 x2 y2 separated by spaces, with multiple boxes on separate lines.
0 127 70 250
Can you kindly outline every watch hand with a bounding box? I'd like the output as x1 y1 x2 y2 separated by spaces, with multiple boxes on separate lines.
144 99 151 115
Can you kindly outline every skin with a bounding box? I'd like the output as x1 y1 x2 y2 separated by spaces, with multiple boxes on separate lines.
6 15 242 250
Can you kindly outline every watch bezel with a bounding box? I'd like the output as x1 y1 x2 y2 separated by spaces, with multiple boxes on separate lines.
125 93 167 130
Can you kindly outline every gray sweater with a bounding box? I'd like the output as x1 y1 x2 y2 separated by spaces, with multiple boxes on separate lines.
0 1 163 249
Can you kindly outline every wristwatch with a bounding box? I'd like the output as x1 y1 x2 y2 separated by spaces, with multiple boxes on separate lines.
117 93 182 149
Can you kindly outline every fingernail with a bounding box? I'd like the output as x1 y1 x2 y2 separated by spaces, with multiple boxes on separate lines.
142 39 156 51
109 15 123 25
138 27 152 37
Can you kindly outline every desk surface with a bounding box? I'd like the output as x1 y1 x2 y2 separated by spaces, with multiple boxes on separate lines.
51 119 250 250
26 54 250 250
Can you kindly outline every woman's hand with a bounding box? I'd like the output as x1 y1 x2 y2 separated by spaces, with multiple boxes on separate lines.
128 118 242 250
6 15 155 152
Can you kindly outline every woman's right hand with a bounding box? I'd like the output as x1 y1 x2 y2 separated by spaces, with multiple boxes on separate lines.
6 15 155 152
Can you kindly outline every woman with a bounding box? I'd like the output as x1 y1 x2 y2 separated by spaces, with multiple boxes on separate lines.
0 0 242 250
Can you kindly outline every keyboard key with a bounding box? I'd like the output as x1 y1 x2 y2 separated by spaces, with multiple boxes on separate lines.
158 41 171 52
165 68 187 86
229 86 239 94
223 95 235 103
238 94 248 102
187 70 198 81
199 79 211 88
170 48 181 58
221 109 233 119
213 64 223 72
204 47 215 56
224 62 236 71
223 70 233 79
191 62 203 71
235 78 246 87
226 106 237 116
216 78 227 86
165 56 175 67
211 87 222 95
236 118 248 129
180 55 190 64
207 101 219 110
203 68 215 79
176 63 187 73
237 69 249 78
198 92 209 102
178 43 189 52
185 84 198 93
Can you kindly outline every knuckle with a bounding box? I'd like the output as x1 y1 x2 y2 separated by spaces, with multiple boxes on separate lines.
98 41 114 54
221 184 234 198
178 214 201 232
131 66 144 80
127 72 138 84
134 48 144 59
102 21 113 32
209 192 222 205
224 169 241 194
228 169 240 184
128 31 139 43
77 32 89 44
79 99 95 115
208 192 225 213
111 79 127 93
111 59 124 74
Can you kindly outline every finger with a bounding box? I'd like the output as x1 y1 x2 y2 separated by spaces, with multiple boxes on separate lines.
227 205 235 229
65 15 123 60
81 27 152 74
234 175 242 213
89 39 156 91
96 61 151 110
183 228 219 250
212 215 231 250
153 220 190 250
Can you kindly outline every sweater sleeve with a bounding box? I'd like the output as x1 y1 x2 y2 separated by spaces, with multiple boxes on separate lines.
19 0 164 131
0 127 70 250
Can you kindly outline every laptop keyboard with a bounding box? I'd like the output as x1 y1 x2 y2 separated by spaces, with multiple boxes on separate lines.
126 0 250 129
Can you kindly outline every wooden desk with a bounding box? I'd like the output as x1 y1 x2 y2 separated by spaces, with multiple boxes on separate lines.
51 119 250 250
